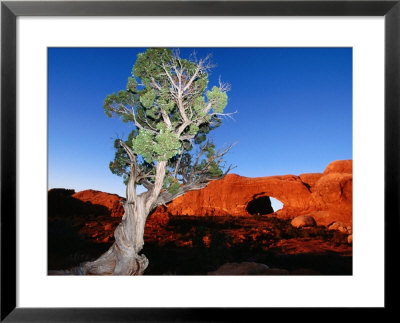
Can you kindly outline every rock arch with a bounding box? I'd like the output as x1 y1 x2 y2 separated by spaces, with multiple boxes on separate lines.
151 160 353 226
156 173 313 217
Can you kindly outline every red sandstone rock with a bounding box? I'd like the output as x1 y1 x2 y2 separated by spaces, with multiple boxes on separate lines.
291 215 316 228
153 173 312 217
323 160 352 175
70 159 352 227
328 221 349 233
151 159 352 227
347 235 353 244
310 164 352 226
298 173 323 192
72 190 124 217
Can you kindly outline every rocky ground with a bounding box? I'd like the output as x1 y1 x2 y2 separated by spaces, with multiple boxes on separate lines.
48 189 352 275
142 214 352 275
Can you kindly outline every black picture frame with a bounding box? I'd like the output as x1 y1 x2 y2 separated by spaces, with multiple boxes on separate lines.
1 0 398 321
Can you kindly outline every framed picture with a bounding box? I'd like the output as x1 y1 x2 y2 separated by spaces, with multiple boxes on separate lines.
1 0 398 320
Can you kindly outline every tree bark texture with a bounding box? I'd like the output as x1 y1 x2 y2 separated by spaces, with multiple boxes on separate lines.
82 161 167 275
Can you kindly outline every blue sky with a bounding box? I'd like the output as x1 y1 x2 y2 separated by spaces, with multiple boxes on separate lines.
48 47 352 207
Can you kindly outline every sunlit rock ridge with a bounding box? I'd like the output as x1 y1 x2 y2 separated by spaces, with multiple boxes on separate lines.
69 160 352 227
151 160 352 226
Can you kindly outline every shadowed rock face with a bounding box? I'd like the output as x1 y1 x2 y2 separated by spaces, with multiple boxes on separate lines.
151 160 352 226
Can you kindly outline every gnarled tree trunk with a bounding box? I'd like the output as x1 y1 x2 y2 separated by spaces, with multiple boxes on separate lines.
82 161 167 275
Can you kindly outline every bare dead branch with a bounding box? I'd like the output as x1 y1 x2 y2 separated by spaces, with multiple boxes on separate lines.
173 150 184 179
139 178 155 191
160 108 172 128
119 140 136 163
150 77 162 91
218 77 231 92
161 62 178 90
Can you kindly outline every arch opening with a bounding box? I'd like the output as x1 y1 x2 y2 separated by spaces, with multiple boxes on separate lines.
246 195 284 215
246 196 273 215
270 197 284 212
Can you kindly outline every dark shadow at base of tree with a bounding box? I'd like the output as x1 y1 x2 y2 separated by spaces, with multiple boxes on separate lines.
48 219 111 271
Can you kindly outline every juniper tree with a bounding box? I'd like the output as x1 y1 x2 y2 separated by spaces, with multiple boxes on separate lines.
83 48 234 275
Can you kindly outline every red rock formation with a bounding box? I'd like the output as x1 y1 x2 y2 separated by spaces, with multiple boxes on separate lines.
72 190 124 217
152 160 352 226
309 173 352 225
298 173 323 192
152 174 311 217
70 160 352 227
323 159 352 175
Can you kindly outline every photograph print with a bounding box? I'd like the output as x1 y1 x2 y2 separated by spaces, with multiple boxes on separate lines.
48 47 352 276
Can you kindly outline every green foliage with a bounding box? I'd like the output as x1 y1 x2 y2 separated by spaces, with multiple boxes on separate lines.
131 128 181 163
157 98 175 113
206 86 228 113
167 181 180 195
207 161 223 177
126 76 138 92
189 124 199 135
131 129 155 163
104 48 231 185
206 144 216 158
108 130 137 176
140 89 156 108
132 48 173 88
193 96 206 117
153 129 181 161
103 90 138 120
